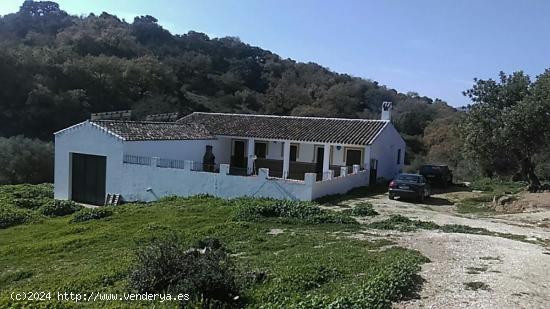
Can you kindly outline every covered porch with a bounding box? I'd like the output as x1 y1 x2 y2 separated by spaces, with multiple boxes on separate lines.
223 137 373 181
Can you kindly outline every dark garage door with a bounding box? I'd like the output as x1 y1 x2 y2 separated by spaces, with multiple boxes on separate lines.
71 153 106 205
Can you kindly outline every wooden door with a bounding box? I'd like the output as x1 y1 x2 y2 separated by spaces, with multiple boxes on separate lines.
71 153 106 205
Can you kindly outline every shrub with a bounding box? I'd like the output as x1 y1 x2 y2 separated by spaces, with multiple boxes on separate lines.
13 198 45 210
233 198 356 225
0 207 31 229
129 236 243 308
0 184 53 209
71 207 112 223
40 200 82 217
344 202 378 217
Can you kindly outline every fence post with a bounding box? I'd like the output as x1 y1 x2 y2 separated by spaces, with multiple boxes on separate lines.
258 168 269 179
219 164 230 175
151 157 159 167
340 166 347 177
304 173 316 186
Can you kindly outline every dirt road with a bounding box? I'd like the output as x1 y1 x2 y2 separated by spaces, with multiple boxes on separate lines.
345 190 550 309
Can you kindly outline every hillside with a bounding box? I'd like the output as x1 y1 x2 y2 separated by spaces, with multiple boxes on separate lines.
0 1 457 145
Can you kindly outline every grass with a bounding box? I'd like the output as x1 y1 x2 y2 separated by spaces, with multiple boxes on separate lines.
456 195 496 214
0 186 428 308
342 202 379 217
479 256 501 261
469 178 526 195
464 281 491 291
465 266 488 274
456 178 527 214
367 215 537 244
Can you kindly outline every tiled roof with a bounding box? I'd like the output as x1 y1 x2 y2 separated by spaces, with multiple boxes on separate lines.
91 120 213 141
177 112 388 145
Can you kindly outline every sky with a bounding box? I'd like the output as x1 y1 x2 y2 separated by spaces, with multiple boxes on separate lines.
1 1 550 107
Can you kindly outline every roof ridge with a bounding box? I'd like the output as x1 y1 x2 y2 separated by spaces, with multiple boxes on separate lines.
91 120 189 125
188 112 388 122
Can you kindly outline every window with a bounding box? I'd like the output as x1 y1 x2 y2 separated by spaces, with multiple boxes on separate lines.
255 142 267 158
345 148 363 167
397 149 401 164
290 145 298 161
281 143 299 161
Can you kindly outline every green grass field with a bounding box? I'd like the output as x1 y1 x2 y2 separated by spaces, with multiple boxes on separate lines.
0 185 427 308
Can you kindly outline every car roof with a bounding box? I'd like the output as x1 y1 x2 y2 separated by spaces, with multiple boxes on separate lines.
398 173 421 177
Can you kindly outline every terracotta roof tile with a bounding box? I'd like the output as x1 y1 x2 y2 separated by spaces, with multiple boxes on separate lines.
91 120 213 141
177 112 388 145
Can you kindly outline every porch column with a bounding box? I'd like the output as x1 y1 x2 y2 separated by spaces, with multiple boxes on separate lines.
247 138 255 175
322 143 331 180
282 141 290 179
364 145 371 171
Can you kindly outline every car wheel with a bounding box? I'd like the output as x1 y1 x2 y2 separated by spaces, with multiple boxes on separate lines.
389 193 395 200
418 193 425 203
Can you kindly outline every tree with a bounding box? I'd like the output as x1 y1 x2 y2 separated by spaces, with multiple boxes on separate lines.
461 71 550 187
0 136 53 184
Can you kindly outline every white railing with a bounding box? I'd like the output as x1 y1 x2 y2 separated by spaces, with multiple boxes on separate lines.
123 154 151 166
123 154 364 183
158 158 186 169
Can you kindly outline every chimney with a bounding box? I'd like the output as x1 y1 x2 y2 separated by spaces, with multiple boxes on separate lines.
381 101 392 121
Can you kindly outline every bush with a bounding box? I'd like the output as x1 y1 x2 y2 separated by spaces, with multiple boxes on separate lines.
0 207 31 229
13 198 45 210
129 236 243 308
233 198 356 225
0 184 53 209
0 136 53 185
344 202 378 217
71 207 112 223
40 200 81 217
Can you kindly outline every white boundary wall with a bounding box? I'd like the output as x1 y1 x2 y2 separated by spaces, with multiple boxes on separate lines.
120 163 370 202
311 170 369 200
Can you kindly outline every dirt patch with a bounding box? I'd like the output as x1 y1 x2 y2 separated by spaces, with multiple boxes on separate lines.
342 190 550 308
509 192 550 210
383 230 550 308
267 228 284 235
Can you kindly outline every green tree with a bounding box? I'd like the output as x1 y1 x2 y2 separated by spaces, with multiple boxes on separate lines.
461 71 550 187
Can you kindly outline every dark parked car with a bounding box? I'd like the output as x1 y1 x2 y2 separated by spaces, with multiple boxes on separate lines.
419 164 453 187
388 173 431 202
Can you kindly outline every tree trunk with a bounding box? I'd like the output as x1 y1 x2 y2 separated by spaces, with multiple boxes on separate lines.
520 157 541 191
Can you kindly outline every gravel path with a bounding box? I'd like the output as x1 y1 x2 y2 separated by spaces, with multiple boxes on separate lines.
344 191 550 308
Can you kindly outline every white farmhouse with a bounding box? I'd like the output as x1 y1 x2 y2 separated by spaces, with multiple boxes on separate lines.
54 102 405 204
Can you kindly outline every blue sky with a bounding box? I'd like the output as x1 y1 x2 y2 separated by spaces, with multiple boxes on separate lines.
1 0 549 107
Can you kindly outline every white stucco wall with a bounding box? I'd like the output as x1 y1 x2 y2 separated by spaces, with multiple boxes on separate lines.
54 121 124 201
120 164 314 201
369 123 405 181
123 138 232 165
311 170 369 200
119 163 371 202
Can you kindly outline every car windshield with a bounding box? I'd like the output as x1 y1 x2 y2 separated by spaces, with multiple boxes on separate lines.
396 174 421 183
420 166 443 173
